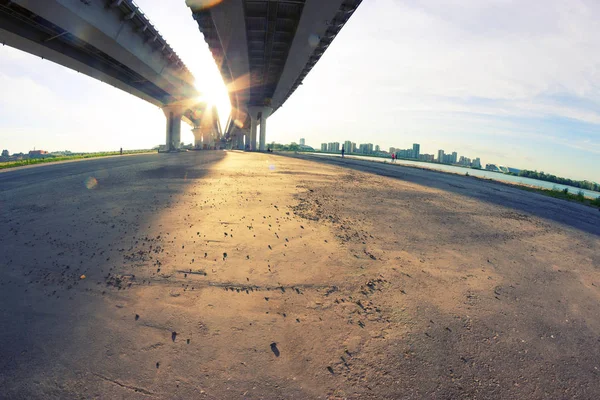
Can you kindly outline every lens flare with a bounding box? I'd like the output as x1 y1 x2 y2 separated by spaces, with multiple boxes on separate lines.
84 176 98 189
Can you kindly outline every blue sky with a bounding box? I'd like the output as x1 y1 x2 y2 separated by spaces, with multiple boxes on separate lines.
0 0 599 182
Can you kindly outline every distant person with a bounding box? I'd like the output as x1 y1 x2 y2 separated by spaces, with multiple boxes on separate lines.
391 153 395 163
120 147 123 155
341 145 345 158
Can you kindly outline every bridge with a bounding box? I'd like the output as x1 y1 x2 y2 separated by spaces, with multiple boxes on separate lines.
0 0 221 151
187 0 362 151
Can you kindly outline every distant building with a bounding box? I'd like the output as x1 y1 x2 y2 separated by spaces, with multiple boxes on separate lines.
412 143 420 159
1 149 8 157
389 147 396 154
321 143 327 152
299 138 305 146
472 158 482 169
375 145 380 152
437 149 445 163
327 142 340 153
358 143 373 154
299 144 314 151
486 164 500 172
344 140 353 154
29 150 49 159
451 151 458 164
351 142 357 153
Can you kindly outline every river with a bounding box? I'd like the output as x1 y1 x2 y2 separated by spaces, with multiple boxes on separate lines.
312 153 600 199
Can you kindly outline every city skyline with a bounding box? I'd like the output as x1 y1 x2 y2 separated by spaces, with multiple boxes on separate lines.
318 139 485 170
0 0 599 182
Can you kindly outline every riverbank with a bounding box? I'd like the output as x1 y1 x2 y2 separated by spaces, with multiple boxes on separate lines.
0 149 154 170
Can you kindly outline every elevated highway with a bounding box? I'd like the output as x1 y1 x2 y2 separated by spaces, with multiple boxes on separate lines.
187 0 362 151
0 0 221 150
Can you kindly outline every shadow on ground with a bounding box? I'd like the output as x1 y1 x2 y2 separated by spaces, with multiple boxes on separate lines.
0 151 226 398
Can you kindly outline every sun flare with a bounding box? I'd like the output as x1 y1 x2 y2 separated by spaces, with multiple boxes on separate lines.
194 77 231 130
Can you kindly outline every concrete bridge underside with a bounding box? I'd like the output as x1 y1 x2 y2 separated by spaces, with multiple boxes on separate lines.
188 0 362 151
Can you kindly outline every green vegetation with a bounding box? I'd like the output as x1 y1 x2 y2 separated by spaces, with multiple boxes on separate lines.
0 149 153 170
519 170 600 192
269 142 301 151
517 185 600 209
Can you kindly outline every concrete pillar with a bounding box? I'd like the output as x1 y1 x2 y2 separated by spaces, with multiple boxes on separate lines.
191 127 202 149
248 107 262 151
231 127 242 150
202 128 215 149
163 106 185 151
164 111 182 151
239 131 246 149
249 117 258 151
242 129 249 150
259 107 273 152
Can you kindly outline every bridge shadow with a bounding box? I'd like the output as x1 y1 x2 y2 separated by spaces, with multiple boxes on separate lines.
282 153 600 237
0 151 227 397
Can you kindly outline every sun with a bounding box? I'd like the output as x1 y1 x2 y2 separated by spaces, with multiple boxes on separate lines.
194 76 231 130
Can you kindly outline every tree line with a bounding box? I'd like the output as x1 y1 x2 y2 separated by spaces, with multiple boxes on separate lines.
518 170 600 192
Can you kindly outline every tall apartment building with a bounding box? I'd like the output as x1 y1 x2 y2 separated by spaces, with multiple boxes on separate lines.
327 142 340 153
344 140 353 153
412 143 420 159
437 149 445 163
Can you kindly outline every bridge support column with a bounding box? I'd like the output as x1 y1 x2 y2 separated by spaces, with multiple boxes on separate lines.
259 107 273 152
163 107 184 152
249 118 258 151
231 127 243 150
192 127 202 149
239 130 246 150
248 107 262 151
202 128 215 150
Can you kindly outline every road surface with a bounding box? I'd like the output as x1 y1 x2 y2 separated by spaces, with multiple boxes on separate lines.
1 151 599 399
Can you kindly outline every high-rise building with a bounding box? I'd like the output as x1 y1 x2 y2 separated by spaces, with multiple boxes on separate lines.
375 145 380 152
358 143 373 154
412 143 420 159
437 149 445 163
472 158 481 168
321 143 327 152
451 151 458 164
299 138 305 146
344 141 352 154
351 142 357 153
1 149 8 157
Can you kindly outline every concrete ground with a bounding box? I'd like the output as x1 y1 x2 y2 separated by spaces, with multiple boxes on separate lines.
0 151 599 399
